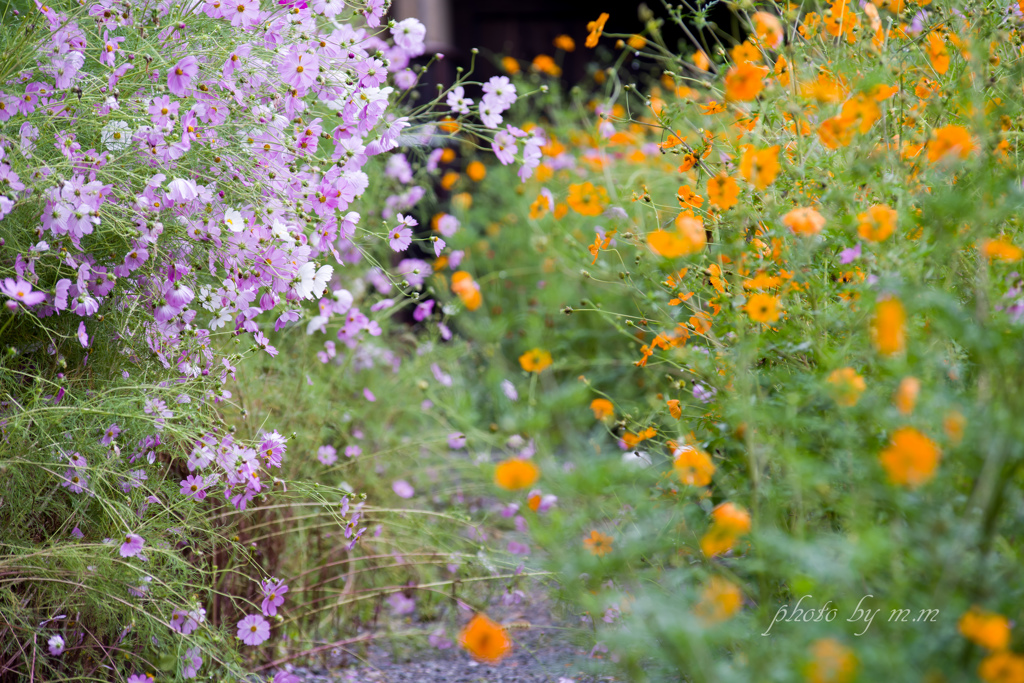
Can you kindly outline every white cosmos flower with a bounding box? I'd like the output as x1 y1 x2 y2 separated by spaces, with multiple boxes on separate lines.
100 121 131 151
223 208 244 233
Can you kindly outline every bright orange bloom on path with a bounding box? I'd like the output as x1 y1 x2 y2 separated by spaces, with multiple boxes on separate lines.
459 614 512 664
494 458 540 490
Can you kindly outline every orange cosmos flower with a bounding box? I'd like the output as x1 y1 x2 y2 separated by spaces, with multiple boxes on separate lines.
774 56 791 86
528 193 550 220
981 239 1024 262
857 204 898 241
532 54 562 77
673 445 715 486
466 160 486 182
707 174 739 210
700 502 751 557
805 639 858 683
927 125 975 163
553 34 576 51
827 367 866 407
712 502 751 534
694 577 743 624
677 185 704 208
841 94 880 133
879 426 940 487
494 458 540 490
818 116 855 150
584 530 614 556
724 62 769 101
666 399 682 419
730 40 761 65
648 215 706 258
501 56 520 75
745 293 781 323
622 427 656 447
959 607 1012 651
739 145 781 190
451 271 482 311
585 12 610 48
567 181 609 216
871 297 906 356
518 348 552 373
459 614 512 664
751 11 784 48
893 376 920 415
783 207 826 236
627 34 647 49
440 170 460 190
823 0 859 40
926 31 950 74
693 50 710 71
944 410 966 445
590 398 614 420
979 652 1024 683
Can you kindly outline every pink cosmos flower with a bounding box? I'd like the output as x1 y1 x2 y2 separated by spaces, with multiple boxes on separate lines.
432 236 445 257
180 474 207 501
317 445 337 465
388 226 411 252
260 578 289 616
387 592 416 615
236 614 271 646
100 423 120 445
392 480 414 499
278 47 318 91
119 533 145 557
166 178 199 203
1 278 47 306
167 56 199 96
47 635 65 656
181 647 202 679
227 0 259 26
77 321 89 348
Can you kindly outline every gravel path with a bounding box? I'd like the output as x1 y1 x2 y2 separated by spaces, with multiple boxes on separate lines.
278 588 615 683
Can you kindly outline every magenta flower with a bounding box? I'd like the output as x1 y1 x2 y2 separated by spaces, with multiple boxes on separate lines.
119 533 145 558
392 480 414 499
180 646 202 679
180 475 207 501
100 423 120 445
1 278 47 307
167 56 199 96
228 0 260 26
77 321 89 348
47 635 65 656
260 578 289 616
317 445 337 465
388 225 412 252
278 47 318 90
236 614 271 646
